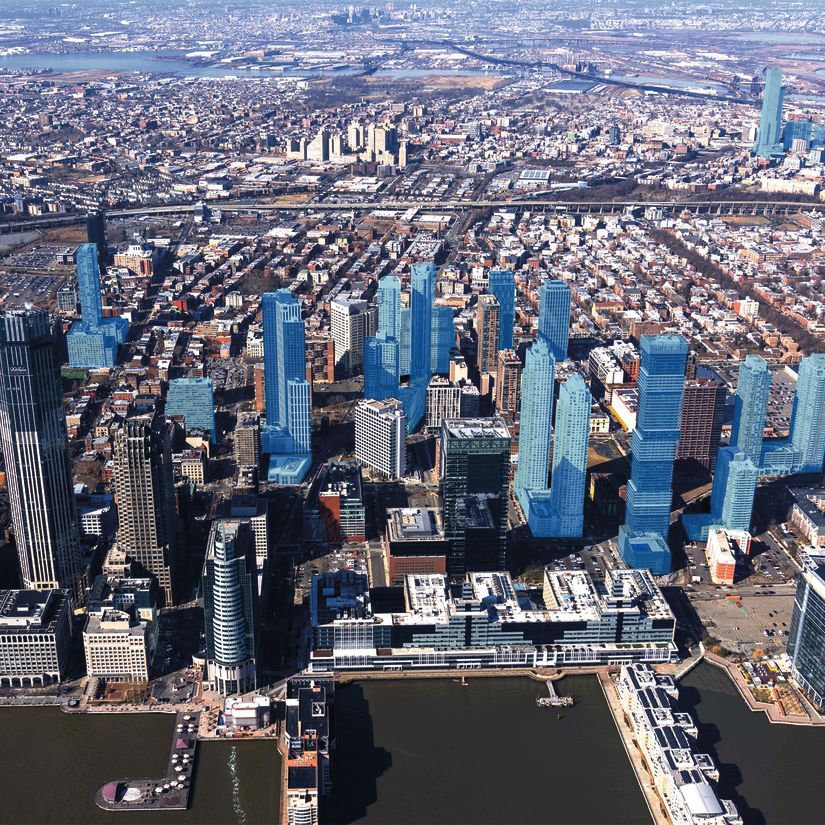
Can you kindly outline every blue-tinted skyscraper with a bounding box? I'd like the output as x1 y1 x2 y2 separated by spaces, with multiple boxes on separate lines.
619 334 688 574
261 290 311 483
399 306 411 376
547 374 591 537
77 241 104 325
67 243 128 369
377 275 401 339
431 305 454 375
538 279 570 362
731 355 771 463
166 377 217 441
754 68 785 159
364 336 400 401
514 338 555 509
790 353 825 473
410 262 435 385
488 269 515 351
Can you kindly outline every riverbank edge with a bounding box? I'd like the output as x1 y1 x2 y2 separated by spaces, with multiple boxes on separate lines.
701 652 825 727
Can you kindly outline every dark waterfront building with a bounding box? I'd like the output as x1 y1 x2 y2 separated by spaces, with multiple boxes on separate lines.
0 309 83 595
788 558 825 709
677 376 726 472
440 418 511 576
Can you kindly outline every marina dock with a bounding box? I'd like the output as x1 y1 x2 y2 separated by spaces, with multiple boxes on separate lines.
536 679 574 708
95 711 200 813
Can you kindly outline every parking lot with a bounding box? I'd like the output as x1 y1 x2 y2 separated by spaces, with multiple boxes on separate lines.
693 594 795 654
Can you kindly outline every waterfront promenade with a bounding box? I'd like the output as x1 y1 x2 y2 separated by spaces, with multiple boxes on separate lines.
597 672 668 825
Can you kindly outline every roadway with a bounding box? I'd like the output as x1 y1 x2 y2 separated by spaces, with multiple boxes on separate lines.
3 198 825 233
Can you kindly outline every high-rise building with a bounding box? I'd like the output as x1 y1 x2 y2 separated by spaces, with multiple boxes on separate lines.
495 349 522 415
235 413 262 469
789 353 825 473
410 262 435 386
619 335 688 574
488 269 516 351
262 290 312 483
86 210 106 263
202 519 258 696
475 294 500 377
426 376 461 431
165 377 217 441
788 559 825 710
711 449 759 533
399 306 411 377
113 416 179 605
0 309 83 595
547 375 591 538
377 275 401 340
731 355 771 464
330 295 371 377
677 376 726 472
355 398 406 479
441 418 511 575
754 67 785 159
538 279 571 362
514 339 555 507
431 305 454 375
67 243 128 369
363 335 400 401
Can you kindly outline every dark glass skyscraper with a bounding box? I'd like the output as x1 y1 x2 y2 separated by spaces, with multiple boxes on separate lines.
754 68 784 159
431 305 454 375
620 334 688 574
440 418 511 575
488 269 515 351
538 279 571 362
0 309 83 595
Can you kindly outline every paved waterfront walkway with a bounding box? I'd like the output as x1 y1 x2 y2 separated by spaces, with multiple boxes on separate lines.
597 672 668 825
703 652 825 726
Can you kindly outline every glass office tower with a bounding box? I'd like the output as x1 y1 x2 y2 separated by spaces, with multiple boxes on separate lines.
548 374 591 537
0 308 83 595
514 338 555 509
166 377 217 441
377 275 401 340
538 279 571 362
364 336 400 401
789 353 825 473
488 269 515 351
431 305 454 375
67 243 128 368
410 262 435 385
754 68 785 159
731 355 771 464
620 334 688 574
261 290 312 483
788 561 825 710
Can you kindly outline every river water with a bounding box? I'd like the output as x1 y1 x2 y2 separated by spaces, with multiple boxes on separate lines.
3 666 823 824
679 663 825 825
330 675 651 825
0 708 279 825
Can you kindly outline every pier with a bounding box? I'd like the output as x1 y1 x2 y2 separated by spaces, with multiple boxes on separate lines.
536 680 574 708
95 711 200 812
